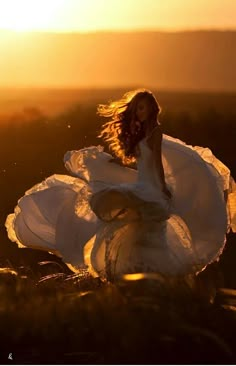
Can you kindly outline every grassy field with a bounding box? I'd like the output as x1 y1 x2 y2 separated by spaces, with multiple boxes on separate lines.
0 266 236 364
0 88 235 363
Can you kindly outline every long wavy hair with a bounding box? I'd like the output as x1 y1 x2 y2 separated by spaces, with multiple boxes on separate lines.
97 89 161 165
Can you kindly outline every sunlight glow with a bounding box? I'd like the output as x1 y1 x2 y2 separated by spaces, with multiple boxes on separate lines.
0 0 66 32
0 0 234 33
122 273 165 281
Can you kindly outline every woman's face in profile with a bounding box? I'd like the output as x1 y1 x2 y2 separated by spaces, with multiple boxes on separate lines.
136 98 150 123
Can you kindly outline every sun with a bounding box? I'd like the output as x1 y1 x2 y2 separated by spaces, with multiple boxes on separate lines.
0 0 66 32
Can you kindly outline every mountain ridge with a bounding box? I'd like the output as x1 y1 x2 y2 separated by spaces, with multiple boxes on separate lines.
0 30 235 91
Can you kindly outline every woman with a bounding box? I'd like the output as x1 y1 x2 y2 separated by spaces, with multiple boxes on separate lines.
5 89 236 280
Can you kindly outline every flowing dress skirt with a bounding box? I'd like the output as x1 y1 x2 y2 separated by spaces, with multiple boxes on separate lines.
5 135 236 279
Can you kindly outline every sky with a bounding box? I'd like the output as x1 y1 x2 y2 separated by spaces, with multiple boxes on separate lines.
0 0 235 33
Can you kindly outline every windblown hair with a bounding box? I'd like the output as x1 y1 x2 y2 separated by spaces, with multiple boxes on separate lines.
97 89 161 165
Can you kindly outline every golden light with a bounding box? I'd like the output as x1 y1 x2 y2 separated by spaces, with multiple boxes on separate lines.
122 273 165 282
0 0 66 32
0 0 234 34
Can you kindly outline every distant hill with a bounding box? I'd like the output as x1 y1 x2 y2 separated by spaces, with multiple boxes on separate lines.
0 30 235 91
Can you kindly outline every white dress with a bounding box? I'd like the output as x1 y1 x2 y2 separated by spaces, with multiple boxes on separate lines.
5 134 236 280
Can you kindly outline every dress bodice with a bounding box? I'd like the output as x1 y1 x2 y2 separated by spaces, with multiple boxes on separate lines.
136 138 162 190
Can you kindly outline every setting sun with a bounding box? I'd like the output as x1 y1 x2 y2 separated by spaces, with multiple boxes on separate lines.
0 0 66 32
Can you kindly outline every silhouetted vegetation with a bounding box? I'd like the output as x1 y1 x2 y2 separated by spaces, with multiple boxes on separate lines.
0 266 236 364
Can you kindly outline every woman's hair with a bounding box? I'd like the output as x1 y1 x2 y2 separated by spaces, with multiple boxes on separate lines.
97 89 161 165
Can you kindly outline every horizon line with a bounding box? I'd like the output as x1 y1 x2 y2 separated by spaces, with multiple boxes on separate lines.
0 27 236 35
0 85 236 94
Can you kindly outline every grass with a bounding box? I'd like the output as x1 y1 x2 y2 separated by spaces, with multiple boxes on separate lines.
0 265 236 364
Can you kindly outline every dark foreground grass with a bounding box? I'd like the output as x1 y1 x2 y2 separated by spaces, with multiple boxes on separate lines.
0 266 236 365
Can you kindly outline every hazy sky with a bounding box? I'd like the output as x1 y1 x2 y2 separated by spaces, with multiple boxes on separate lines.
0 0 235 32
